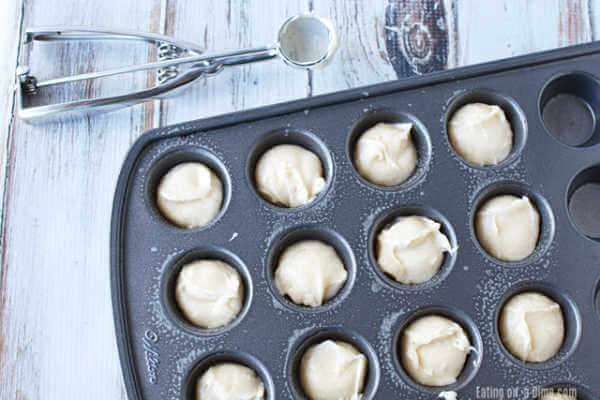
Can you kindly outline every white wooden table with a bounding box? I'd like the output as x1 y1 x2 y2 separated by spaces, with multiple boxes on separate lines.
0 0 598 398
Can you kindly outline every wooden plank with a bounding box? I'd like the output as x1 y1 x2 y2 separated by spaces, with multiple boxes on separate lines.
0 0 22 394
385 0 457 76
455 0 593 64
160 0 310 125
591 0 600 39
0 0 163 398
0 1 22 231
456 0 563 65
557 0 592 45
310 0 397 94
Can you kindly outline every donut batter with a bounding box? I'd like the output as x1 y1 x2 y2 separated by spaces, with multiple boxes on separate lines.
376 216 452 284
157 162 223 229
197 362 265 400
255 144 326 207
499 292 565 363
476 195 540 262
538 392 577 400
275 240 347 307
539 392 576 400
401 315 471 386
175 260 244 329
300 340 367 400
448 103 513 167
354 122 417 186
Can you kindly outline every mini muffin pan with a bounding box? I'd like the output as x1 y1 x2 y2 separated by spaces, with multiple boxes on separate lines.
111 42 600 400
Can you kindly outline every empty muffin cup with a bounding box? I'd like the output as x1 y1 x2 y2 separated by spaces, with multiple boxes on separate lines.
539 72 600 147
567 164 600 241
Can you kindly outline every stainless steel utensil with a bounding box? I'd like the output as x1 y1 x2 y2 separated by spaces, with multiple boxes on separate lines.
16 14 337 122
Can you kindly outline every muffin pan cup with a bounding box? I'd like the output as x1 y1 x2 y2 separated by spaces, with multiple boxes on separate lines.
111 42 600 400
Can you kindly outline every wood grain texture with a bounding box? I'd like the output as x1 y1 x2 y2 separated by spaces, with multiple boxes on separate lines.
0 1 22 235
456 0 561 65
455 0 593 65
591 0 600 39
385 0 456 76
0 1 163 398
310 0 397 94
558 0 592 45
0 1 598 399
160 0 310 125
0 0 23 396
